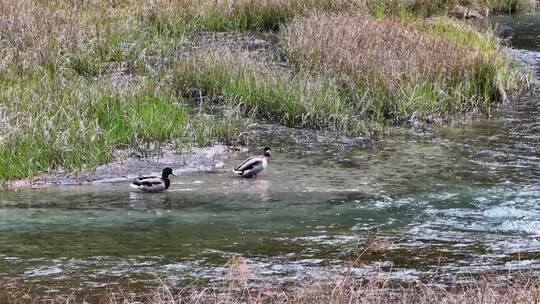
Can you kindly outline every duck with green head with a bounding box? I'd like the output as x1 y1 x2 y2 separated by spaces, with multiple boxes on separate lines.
130 167 176 192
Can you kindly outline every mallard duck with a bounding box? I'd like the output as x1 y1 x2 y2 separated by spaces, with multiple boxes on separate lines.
233 147 271 178
130 167 176 192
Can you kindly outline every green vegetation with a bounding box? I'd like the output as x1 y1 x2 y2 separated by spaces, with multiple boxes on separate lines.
0 0 531 182
173 51 378 134
414 18 497 52
0 71 245 181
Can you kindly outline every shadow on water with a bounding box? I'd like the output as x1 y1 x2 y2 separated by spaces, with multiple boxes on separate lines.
1 13 540 296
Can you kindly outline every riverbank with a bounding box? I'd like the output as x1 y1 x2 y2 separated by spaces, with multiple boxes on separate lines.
3 144 230 190
0 0 532 183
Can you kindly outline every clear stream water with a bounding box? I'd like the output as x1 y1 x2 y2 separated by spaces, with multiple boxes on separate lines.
1 14 539 295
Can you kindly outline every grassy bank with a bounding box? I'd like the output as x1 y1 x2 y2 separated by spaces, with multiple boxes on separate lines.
282 14 523 123
0 0 530 183
0 72 246 181
172 50 379 134
166 0 538 30
0 0 248 182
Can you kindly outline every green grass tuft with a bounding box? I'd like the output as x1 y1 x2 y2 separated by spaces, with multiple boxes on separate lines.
172 51 379 134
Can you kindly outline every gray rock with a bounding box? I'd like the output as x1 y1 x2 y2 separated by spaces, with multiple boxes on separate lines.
451 5 483 19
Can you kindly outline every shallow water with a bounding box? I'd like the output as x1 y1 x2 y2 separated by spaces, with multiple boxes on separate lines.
492 12 540 52
1 14 540 295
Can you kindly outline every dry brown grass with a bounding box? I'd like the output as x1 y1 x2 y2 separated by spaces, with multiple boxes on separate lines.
0 0 533 73
3 273 539 303
285 14 472 91
282 13 522 122
0 0 172 72
3 253 539 304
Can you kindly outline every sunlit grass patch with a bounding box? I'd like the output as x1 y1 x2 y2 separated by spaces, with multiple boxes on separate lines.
414 17 497 52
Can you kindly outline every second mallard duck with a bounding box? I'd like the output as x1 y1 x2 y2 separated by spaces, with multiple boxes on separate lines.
130 167 176 192
233 147 271 178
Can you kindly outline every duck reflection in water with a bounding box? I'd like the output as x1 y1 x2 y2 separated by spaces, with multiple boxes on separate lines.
230 177 271 202
128 191 174 211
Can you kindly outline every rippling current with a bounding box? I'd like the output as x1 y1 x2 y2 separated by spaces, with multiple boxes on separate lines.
0 13 539 295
